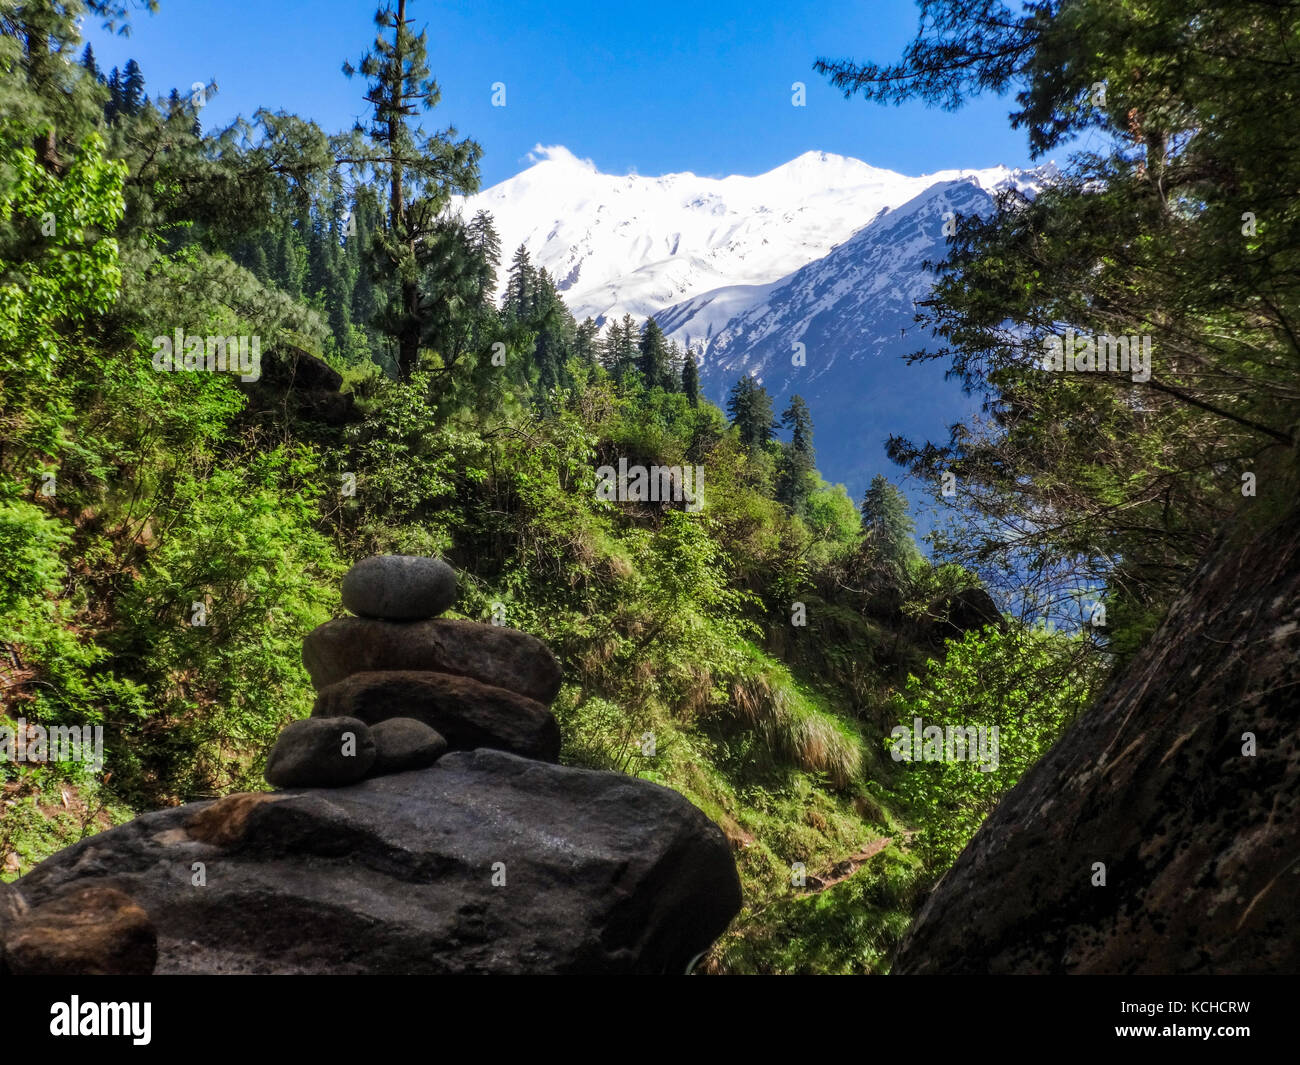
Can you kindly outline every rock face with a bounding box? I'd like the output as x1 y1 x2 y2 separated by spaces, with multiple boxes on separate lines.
303 617 563 703
2 885 156 976
314 670 561 762
341 555 457 621
11 750 743 974
264 716 376 788
894 512 1300 974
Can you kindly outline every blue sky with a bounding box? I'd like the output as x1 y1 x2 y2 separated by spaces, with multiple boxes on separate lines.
81 0 1040 187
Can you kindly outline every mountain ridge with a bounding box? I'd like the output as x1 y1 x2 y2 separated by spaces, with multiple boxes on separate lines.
457 145 1054 333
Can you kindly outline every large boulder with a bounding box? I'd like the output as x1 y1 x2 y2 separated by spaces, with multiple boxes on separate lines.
341 555 458 621
257 344 343 392
314 670 561 762
12 750 742 974
239 345 358 427
894 512 1300 974
303 617 563 704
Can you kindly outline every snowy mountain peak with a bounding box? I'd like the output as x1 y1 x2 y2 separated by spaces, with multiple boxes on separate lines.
456 146 1056 330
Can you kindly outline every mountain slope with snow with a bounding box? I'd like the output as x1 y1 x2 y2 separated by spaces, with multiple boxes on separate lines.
458 146 1047 331
686 176 1007 501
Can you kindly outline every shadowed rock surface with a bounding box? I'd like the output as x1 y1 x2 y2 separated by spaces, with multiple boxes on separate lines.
2 885 156 976
303 617 563 703
314 670 561 762
924 586 1005 646
894 514 1300 974
12 750 742 974
240 344 358 426
0 881 28 974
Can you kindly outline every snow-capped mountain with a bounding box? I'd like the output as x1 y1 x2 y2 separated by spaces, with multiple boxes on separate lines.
458 146 1047 330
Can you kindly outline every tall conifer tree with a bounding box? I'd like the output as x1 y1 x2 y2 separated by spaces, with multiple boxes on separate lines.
341 0 482 379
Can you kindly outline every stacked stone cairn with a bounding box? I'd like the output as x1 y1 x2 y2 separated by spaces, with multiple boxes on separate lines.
264 555 563 788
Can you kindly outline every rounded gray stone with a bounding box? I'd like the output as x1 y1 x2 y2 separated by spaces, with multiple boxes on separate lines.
341 555 457 621
265 717 376 788
369 717 448 776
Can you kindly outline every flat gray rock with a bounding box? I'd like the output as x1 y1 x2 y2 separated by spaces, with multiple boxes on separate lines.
341 555 457 621
12 750 743 974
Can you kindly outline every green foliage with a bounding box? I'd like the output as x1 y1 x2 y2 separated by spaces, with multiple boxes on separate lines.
0 132 125 378
885 623 1102 867
111 448 343 801
713 845 924 974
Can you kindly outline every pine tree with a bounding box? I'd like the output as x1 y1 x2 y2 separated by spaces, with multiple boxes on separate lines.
530 267 565 398
574 317 600 366
121 59 145 115
348 188 383 356
637 317 671 388
601 314 638 381
530 265 552 319
421 212 499 369
726 375 775 450
105 66 123 122
681 349 701 406
80 43 101 81
341 0 482 379
665 339 684 393
505 244 533 318
860 475 919 573
777 394 815 511
466 210 501 305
